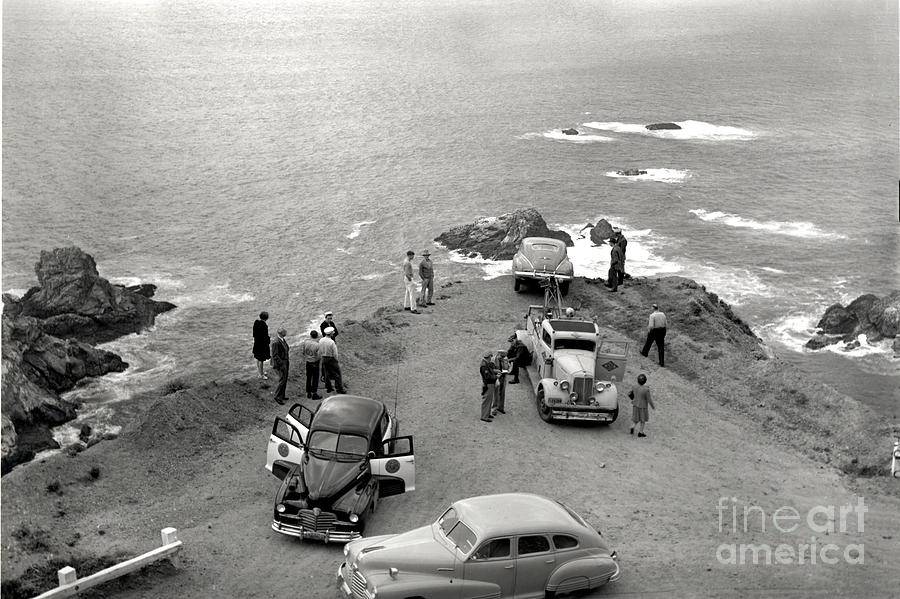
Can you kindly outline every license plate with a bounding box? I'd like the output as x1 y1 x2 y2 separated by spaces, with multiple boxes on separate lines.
303 530 326 541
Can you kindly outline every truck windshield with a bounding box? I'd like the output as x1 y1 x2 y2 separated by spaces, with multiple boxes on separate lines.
554 338 595 352
307 431 368 461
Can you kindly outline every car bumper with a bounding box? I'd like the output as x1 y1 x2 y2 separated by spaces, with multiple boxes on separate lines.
514 270 573 280
609 560 621 582
272 520 361 543
550 407 616 421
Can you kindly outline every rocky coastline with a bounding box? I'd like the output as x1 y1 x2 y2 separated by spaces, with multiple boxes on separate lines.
805 291 900 355
1 247 175 474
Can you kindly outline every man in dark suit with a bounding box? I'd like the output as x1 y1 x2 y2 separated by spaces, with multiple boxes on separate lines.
319 311 338 339
270 328 290 405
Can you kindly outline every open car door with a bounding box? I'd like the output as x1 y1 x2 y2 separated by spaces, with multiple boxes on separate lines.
371 436 415 498
265 416 306 480
596 340 628 384
286 403 313 444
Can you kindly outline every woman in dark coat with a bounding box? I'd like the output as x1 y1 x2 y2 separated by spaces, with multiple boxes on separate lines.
253 311 271 379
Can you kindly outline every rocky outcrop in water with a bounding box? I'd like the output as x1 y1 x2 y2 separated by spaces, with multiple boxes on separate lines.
562 128 579 135
1 247 175 474
646 122 681 130
13 247 176 344
805 291 900 351
434 208 573 260
581 219 615 245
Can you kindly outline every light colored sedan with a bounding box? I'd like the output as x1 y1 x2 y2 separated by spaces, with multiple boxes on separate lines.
512 237 574 295
337 493 619 599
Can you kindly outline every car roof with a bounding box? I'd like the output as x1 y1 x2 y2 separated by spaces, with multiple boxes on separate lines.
452 493 580 538
523 237 565 248
311 394 385 437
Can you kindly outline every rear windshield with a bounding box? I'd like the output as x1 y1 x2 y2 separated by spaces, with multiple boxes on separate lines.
307 431 368 461
527 242 563 255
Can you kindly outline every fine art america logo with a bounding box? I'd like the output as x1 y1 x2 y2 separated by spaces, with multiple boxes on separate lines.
716 496 866 565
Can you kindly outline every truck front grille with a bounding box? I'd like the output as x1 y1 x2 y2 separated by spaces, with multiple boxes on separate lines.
573 377 593 403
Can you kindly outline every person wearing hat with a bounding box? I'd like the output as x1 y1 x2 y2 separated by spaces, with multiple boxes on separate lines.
402 250 420 314
492 349 511 416
506 334 530 384
605 237 624 292
418 249 435 306
319 311 338 339
270 327 290 405
640 303 667 367
319 326 346 394
479 351 498 422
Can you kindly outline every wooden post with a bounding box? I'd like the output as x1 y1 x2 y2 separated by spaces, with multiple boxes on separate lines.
160 528 181 568
57 567 76 587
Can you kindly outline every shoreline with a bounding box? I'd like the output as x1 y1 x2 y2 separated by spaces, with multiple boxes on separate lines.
2 275 898 597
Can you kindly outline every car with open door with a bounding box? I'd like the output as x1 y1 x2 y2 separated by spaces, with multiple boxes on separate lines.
337 493 619 599
265 394 414 543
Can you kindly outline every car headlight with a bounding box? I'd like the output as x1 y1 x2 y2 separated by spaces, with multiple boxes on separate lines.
276 504 286 513
349 513 359 523
560 381 570 391
595 381 607 392
569 392 578 404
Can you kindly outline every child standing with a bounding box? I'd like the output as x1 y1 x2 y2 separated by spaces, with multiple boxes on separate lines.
629 373 655 437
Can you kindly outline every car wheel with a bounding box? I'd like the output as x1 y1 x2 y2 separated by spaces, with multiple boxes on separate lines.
537 387 553 423
559 281 570 295
514 277 522 292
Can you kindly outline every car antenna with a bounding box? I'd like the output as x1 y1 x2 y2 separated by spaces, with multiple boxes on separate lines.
393 339 401 418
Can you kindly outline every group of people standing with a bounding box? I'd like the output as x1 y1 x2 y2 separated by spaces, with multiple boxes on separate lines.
477 335 530 422
402 249 435 313
252 311 346 405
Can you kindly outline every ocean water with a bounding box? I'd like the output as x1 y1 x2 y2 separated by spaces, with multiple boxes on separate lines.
3 0 898 443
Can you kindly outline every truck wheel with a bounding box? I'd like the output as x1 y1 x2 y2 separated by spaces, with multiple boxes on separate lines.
514 278 522 292
559 281 570 295
537 387 553 422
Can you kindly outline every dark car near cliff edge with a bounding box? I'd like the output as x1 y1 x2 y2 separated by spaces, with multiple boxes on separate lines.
265 395 415 543
512 237 574 295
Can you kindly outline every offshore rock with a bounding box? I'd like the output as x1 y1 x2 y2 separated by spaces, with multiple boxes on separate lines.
646 122 681 130
435 208 573 260
16 247 176 344
562 128 579 135
583 219 615 245
805 291 900 350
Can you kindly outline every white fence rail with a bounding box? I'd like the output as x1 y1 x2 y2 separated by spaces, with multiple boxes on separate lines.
32 527 183 599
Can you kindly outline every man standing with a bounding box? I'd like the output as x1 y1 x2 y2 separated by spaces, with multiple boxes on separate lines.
319 327 346 394
492 349 510 416
613 227 628 286
640 303 667 367
418 250 435 306
300 330 322 400
479 351 498 422
270 327 290 405
319 311 338 339
506 334 529 385
606 238 624 292
402 250 420 314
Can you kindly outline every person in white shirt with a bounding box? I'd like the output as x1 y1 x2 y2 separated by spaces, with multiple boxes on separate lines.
319 327 346 394
640 303 667 367
299 330 322 400
402 250 420 314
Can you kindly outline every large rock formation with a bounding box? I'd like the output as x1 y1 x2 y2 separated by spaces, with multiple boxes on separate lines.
14 247 176 344
646 122 681 130
434 208 573 260
1 247 175 474
805 291 900 351
581 219 615 245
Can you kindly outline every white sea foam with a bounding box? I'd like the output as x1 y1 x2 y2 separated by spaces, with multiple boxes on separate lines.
689 209 846 239
170 283 255 306
108 274 186 290
447 251 513 280
605 168 690 183
681 264 773 305
520 130 615 143
346 220 377 239
760 267 787 274
583 120 756 141
3 288 29 298
763 311 897 359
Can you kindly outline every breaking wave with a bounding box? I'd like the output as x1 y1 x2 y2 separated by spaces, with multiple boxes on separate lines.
170 283 255 306
762 311 897 360
605 168 691 183
689 209 847 239
583 120 756 141
346 220 377 239
521 130 615 143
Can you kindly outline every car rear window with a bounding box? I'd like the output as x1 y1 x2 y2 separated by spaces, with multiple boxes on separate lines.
553 534 579 550
528 242 562 253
